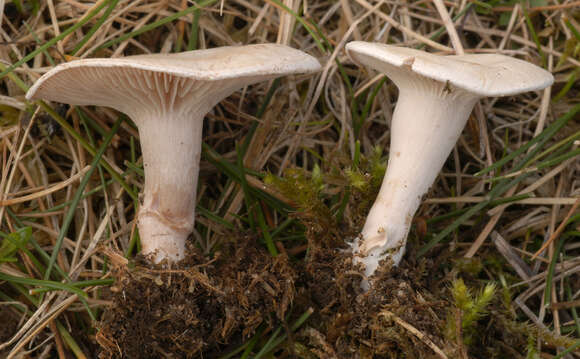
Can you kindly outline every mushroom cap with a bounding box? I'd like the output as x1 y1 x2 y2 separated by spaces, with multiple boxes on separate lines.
346 42 553 97
26 44 321 106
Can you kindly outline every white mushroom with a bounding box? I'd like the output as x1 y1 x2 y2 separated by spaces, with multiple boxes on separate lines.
27 44 321 264
346 42 553 282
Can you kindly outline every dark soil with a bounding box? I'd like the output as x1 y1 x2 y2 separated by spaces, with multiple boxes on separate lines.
0 306 20 357
294 244 451 359
97 231 455 358
97 237 296 359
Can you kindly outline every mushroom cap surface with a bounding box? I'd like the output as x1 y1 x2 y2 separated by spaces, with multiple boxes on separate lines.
26 44 321 105
346 42 553 97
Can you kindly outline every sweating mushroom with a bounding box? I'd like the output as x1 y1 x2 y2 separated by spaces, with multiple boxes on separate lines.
346 42 553 281
27 44 321 264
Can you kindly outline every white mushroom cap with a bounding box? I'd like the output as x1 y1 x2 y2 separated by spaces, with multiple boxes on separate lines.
26 43 321 116
346 42 553 97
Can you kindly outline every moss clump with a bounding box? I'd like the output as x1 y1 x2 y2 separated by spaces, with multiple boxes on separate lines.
265 165 339 246
445 278 496 348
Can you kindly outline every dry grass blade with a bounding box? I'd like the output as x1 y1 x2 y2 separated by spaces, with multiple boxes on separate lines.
379 309 449 359
532 197 580 259
0 166 90 206
0 0 579 357
492 231 533 281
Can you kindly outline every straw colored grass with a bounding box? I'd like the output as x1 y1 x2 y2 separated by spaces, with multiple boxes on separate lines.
1 0 579 357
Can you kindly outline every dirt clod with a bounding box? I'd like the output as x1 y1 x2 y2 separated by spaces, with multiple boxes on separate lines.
97 237 296 358
294 244 450 358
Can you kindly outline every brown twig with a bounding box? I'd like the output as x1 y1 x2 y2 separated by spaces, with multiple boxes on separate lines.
532 197 580 260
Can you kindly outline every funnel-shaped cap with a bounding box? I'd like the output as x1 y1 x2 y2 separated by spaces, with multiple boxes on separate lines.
346 42 553 97
26 44 321 118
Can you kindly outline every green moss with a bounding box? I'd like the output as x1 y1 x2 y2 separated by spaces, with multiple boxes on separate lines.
445 278 496 346
265 166 328 217
345 146 387 222
264 146 389 246
265 166 337 245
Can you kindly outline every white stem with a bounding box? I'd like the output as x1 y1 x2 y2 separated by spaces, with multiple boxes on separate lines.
354 75 480 278
136 112 204 263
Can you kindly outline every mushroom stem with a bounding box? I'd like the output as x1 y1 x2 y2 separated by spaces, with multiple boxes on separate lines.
354 74 479 278
136 112 205 263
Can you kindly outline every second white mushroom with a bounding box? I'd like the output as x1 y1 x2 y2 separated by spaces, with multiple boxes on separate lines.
346 42 553 283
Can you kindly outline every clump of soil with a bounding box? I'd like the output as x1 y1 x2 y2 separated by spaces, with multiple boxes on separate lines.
97 237 296 358
295 244 452 358
97 224 454 358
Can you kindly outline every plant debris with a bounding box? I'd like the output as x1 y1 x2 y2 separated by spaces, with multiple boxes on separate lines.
1 0 579 358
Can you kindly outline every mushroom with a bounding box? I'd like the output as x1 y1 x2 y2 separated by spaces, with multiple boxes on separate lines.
27 44 321 264
346 42 553 280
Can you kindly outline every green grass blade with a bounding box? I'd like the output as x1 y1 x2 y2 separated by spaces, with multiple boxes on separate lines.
418 173 532 257
95 0 218 52
236 144 256 230
256 206 278 257
529 130 580 165
70 0 119 56
0 0 110 79
419 105 580 257
44 116 124 281
552 68 578 103
0 272 87 298
31 278 114 295
56 321 88 359
4 210 69 280
253 307 313 358
543 236 565 306
239 328 262 359
196 206 235 230
239 78 281 158
187 8 201 50
566 280 580 336
552 340 580 359
564 18 580 41
40 105 137 200
522 3 546 67
535 148 580 170
475 104 580 176
417 3 473 49
23 22 56 66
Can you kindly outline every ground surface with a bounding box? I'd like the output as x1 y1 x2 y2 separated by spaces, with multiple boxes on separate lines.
1 0 579 358
98 238 454 358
